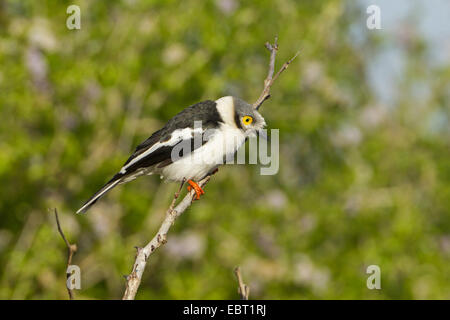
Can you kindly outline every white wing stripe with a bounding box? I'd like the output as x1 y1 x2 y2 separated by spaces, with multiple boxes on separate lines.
120 127 204 173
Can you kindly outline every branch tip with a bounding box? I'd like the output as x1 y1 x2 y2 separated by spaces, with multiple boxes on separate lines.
234 266 250 300
253 37 299 110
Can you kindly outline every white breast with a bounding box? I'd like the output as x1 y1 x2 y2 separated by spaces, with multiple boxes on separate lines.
160 124 246 181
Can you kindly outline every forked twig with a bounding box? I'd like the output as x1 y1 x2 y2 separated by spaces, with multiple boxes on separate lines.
253 36 300 110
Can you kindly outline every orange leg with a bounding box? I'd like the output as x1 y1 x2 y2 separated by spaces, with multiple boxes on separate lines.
187 179 205 200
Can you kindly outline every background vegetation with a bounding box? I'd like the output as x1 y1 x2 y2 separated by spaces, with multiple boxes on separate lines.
0 0 449 299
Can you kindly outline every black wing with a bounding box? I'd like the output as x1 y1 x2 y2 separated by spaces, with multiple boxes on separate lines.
121 99 222 173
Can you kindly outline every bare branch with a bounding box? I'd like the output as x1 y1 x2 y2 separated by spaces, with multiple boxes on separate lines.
54 208 77 300
234 266 250 300
122 175 211 300
253 36 300 110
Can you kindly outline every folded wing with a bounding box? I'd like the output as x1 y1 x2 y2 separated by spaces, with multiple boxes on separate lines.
76 100 222 214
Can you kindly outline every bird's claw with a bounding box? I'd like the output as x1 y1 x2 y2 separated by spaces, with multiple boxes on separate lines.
187 180 205 200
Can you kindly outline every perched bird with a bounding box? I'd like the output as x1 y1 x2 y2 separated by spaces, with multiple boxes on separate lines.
76 96 266 214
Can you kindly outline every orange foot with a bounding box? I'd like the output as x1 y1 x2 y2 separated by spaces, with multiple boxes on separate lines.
187 179 205 200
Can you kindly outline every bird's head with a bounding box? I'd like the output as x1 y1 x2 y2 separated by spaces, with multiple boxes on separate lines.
215 96 266 137
233 96 266 136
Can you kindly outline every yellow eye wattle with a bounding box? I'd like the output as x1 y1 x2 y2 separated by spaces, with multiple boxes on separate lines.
242 116 253 125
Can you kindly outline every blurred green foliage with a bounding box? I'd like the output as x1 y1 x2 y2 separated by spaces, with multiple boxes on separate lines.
0 0 449 299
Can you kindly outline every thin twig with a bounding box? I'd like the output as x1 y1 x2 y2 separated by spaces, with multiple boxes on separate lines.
234 266 250 300
54 208 77 300
253 36 300 110
122 175 210 300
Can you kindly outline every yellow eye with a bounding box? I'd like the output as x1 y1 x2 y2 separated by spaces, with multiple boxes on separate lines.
242 116 253 125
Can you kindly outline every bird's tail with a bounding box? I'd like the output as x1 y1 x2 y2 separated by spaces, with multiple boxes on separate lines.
76 174 123 214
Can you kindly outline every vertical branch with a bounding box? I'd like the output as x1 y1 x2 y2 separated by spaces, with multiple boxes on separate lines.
234 266 250 300
54 208 77 300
